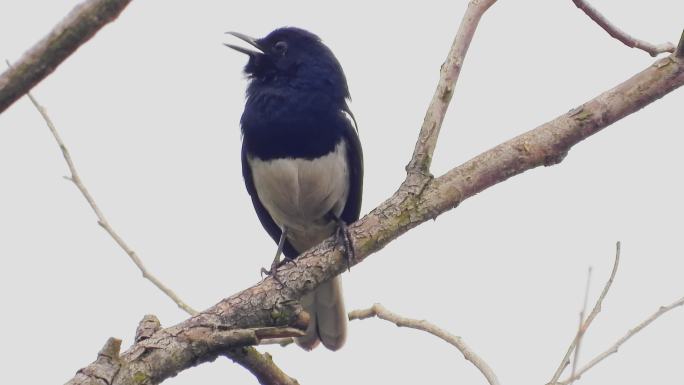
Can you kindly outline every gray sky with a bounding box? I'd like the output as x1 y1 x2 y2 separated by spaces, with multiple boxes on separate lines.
1 1 683 384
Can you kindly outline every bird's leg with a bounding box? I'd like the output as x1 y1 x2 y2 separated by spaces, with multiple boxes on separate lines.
261 226 296 281
328 212 356 271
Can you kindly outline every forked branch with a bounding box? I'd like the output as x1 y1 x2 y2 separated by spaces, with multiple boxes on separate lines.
560 294 684 384
548 243 620 384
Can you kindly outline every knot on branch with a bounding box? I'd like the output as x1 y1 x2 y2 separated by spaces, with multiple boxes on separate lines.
135 314 161 343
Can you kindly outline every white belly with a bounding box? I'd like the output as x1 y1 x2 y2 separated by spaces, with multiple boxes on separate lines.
248 141 349 252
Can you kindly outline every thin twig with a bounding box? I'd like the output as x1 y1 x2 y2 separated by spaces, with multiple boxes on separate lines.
560 295 684 384
24 89 198 316
548 242 620 384
26 89 300 385
571 0 674 57
349 303 500 385
569 267 592 384
0 0 133 114
406 0 497 179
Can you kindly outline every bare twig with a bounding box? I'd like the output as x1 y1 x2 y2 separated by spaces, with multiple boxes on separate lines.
349 303 500 385
569 267 592 384
24 89 198 316
560 295 684 384
548 242 621 384
0 0 133 114
571 0 675 57
406 0 497 179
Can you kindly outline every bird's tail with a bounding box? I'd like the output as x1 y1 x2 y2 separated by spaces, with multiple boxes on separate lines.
295 276 347 351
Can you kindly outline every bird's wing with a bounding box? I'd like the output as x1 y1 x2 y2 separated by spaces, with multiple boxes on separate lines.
339 111 363 224
241 142 299 259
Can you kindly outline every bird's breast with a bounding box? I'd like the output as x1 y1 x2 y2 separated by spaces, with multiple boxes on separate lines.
248 140 349 252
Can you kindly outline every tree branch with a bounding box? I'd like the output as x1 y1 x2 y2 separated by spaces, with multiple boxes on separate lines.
560 294 684 384
24 89 300 385
548 242 620 384
62 45 684 385
67 317 305 385
0 0 133 114
406 0 497 180
349 303 499 385
571 0 675 57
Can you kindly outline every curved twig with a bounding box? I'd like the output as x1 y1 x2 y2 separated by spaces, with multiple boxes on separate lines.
349 303 500 385
571 0 675 57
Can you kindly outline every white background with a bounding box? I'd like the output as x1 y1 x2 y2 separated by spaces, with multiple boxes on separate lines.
1 1 683 384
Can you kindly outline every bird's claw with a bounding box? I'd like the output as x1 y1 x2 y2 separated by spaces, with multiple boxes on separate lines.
261 256 297 286
337 222 356 271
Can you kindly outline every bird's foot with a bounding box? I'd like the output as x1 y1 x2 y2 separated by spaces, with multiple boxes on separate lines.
336 219 356 271
261 256 297 286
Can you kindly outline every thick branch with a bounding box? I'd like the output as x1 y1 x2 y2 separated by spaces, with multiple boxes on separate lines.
571 0 675 57
0 0 132 114
406 0 497 178
349 303 499 385
67 318 304 385
64 50 684 385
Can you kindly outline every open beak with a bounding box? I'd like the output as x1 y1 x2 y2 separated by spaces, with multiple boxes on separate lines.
224 32 263 56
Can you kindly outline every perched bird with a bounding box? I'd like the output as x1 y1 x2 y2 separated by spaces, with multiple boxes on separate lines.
226 27 363 351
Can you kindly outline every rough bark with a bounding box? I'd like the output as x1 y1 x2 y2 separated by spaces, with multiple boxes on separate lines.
0 0 133 114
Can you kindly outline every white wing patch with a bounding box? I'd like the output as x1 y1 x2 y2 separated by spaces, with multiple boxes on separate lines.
248 141 349 252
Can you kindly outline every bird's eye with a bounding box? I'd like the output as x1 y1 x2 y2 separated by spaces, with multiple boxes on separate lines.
273 41 288 55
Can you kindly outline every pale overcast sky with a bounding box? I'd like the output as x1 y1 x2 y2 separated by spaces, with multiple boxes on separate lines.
1 1 683 384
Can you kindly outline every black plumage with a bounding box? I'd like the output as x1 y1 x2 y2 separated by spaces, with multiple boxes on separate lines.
227 27 363 350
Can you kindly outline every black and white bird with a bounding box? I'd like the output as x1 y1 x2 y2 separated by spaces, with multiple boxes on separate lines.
226 27 363 351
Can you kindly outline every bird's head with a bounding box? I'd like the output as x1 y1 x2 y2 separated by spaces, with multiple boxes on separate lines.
225 27 350 101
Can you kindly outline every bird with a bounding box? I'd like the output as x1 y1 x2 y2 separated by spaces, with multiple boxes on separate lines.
225 27 363 351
